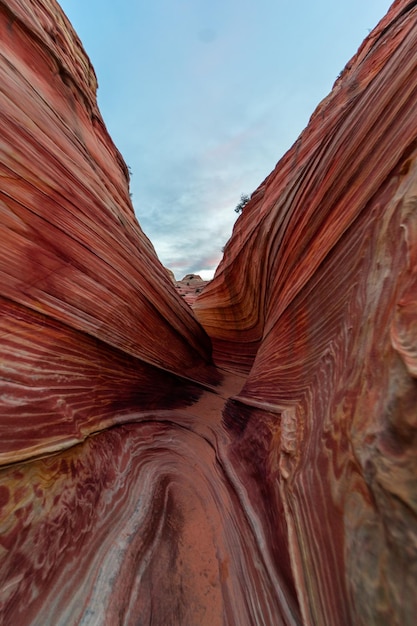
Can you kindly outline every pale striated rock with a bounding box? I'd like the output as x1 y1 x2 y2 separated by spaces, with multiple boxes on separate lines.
0 0 416 625
175 274 209 305
164 267 176 282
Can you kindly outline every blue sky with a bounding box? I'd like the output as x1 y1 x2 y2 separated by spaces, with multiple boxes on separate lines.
58 0 392 279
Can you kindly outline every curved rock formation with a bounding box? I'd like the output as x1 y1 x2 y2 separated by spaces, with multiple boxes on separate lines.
0 0 219 465
0 0 416 624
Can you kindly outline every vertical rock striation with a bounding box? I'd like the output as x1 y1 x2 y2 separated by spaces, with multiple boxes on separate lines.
0 0 416 624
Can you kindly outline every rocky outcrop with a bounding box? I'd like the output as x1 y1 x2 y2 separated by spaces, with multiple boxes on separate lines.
175 274 209 305
0 0 416 624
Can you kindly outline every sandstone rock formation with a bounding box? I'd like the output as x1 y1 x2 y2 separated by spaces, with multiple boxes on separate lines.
175 274 209 305
0 0 416 624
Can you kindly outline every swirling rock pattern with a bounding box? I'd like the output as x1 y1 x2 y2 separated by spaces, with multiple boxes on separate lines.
0 0 416 624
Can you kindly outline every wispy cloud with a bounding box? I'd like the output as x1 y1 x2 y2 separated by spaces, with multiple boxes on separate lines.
132 123 272 278
59 0 392 278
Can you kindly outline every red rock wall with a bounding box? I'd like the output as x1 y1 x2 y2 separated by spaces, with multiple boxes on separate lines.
195 1 417 623
0 0 219 464
0 0 416 624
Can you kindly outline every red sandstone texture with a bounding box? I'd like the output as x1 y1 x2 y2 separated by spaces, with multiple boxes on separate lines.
0 0 416 624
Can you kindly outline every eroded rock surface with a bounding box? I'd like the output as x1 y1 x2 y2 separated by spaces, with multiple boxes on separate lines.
0 0 416 624
175 274 209 305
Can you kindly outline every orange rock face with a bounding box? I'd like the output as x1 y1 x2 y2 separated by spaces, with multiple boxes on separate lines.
0 0 416 624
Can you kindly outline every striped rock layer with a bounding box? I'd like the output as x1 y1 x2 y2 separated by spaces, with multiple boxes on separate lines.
0 0 416 624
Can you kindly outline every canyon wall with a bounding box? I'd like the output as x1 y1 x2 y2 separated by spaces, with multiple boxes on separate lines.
0 0 416 624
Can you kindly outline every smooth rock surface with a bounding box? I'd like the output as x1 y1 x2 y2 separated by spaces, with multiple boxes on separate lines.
0 0 219 464
194 1 417 623
0 0 416 625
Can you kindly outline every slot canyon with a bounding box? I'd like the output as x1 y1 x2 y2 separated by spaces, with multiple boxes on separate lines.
0 0 416 624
